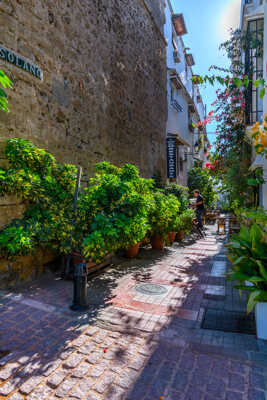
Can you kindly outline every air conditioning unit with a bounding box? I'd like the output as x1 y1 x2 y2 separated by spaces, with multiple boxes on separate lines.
173 51 180 63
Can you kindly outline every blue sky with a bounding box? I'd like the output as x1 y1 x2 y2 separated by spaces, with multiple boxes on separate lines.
170 0 241 142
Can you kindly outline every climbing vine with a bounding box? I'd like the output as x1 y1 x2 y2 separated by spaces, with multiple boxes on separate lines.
193 29 265 209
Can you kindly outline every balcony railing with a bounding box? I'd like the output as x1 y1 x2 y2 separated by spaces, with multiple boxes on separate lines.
171 100 183 113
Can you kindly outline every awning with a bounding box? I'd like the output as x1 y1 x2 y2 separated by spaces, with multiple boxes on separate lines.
167 133 190 148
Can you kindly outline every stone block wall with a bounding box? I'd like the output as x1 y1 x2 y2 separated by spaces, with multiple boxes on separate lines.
0 249 56 289
0 139 26 232
0 0 167 179
0 0 167 287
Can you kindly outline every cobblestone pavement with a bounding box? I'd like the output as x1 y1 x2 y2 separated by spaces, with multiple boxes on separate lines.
0 226 266 400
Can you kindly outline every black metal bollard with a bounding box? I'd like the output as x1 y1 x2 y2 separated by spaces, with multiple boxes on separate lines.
70 263 89 311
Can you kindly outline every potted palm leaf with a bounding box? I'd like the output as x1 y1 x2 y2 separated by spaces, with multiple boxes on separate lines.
227 223 267 339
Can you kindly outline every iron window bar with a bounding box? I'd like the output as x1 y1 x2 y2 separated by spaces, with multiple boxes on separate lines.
171 99 183 112
245 18 264 125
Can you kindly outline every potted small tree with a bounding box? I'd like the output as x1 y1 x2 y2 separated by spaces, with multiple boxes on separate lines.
123 215 150 258
227 223 267 340
82 163 153 261
176 209 195 241
166 214 181 246
149 193 180 250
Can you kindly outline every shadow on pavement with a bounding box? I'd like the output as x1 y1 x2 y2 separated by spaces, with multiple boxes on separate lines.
0 227 263 399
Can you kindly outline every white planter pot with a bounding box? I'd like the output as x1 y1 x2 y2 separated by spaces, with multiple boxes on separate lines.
256 302 267 340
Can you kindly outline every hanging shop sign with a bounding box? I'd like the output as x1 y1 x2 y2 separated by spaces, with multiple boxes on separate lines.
166 137 177 179
0 45 43 80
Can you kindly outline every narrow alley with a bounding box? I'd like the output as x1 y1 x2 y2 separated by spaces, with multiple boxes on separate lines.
0 225 266 400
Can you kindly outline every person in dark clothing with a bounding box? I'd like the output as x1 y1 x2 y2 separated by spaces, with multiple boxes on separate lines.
193 189 205 229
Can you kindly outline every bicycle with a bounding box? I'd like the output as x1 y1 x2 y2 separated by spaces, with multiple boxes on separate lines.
188 203 206 239
192 217 206 238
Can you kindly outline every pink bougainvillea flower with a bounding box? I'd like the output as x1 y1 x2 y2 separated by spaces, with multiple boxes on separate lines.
205 163 211 168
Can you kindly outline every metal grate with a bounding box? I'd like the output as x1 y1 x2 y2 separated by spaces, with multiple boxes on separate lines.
135 283 168 296
201 309 256 335
171 99 183 113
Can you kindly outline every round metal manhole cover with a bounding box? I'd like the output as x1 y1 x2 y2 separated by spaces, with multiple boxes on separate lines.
135 283 168 296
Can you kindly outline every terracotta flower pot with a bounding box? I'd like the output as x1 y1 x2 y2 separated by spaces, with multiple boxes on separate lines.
151 236 165 250
176 230 185 241
125 242 140 258
168 232 177 245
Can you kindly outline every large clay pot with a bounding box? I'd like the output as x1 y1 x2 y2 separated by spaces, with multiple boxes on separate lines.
176 230 185 241
168 232 177 245
125 242 140 258
151 236 165 250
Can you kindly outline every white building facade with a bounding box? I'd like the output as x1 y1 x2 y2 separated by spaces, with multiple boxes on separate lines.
164 0 209 186
241 0 267 208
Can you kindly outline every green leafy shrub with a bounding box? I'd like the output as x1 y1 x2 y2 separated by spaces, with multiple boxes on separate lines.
81 163 153 262
0 142 155 263
149 192 180 237
188 167 217 209
0 138 77 259
227 223 267 313
179 208 195 234
0 139 196 266
164 183 189 213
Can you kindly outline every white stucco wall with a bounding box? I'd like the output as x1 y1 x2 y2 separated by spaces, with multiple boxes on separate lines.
164 0 206 186
262 0 267 208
